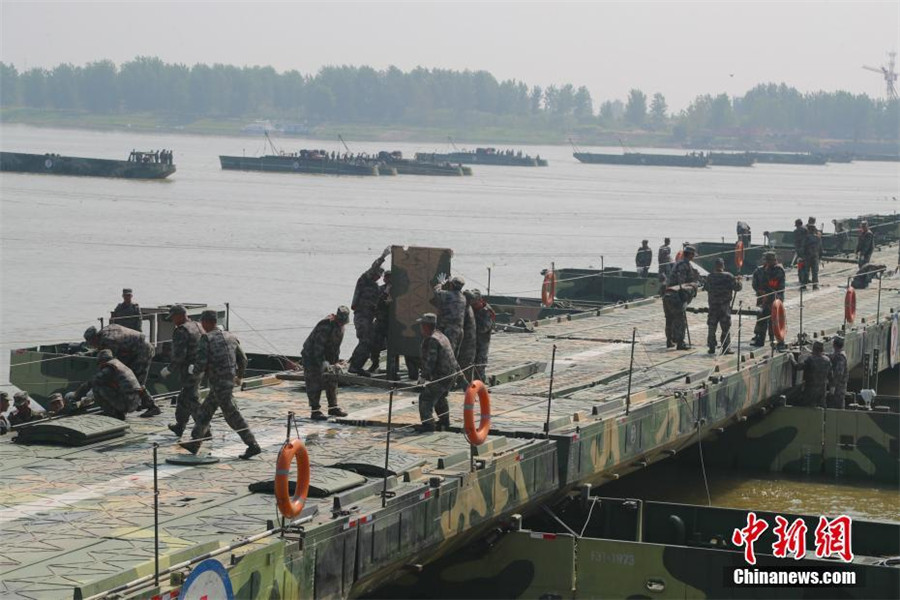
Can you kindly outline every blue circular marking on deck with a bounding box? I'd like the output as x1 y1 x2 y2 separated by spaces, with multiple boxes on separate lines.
179 558 234 600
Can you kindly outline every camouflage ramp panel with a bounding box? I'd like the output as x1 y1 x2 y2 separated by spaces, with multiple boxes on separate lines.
1 245 898 599
388 245 452 358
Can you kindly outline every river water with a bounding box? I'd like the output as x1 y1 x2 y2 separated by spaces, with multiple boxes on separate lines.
1 124 897 519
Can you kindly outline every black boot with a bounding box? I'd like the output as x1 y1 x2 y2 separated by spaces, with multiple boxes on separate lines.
328 406 348 418
310 410 328 421
167 423 184 437
239 443 262 460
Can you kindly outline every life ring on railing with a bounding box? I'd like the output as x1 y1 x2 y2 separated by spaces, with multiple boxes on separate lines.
464 380 491 446
771 298 787 342
275 438 310 519
541 271 557 307
735 240 744 271
844 287 856 323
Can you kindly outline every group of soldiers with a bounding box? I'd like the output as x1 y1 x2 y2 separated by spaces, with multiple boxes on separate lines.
298 249 495 431
792 337 850 409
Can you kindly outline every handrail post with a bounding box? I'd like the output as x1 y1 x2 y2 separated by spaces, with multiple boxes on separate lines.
545 345 557 438
382 387 395 507
152 442 160 587
626 328 636 415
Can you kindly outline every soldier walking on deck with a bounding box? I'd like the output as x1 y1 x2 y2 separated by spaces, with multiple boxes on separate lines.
799 220 822 289
457 291 477 386
635 240 652 276
433 274 467 355
180 311 261 459
791 341 831 408
472 289 495 383
658 237 673 289
416 313 460 432
160 305 205 437
751 251 786 348
856 221 875 266
705 258 742 354
829 337 849 409
111 288 142 332
301 307 350 421
349 247 390 376
68 350 142 420
84 323 159 417
662 245 699 350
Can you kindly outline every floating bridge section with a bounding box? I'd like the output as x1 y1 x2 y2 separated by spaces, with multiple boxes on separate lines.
0 247 897 599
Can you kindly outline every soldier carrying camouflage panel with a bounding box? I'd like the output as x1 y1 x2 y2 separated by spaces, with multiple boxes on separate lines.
432 273 467 355
349 247 390 376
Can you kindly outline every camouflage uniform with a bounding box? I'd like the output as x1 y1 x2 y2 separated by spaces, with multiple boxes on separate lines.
111 302 142 332
74 357 142 420
856 229 874 266
473 302 495 383
657 243 673 283
169 319 205 431
751 263 786 344
189 329 257 449
793 225 807 258
662 258 699 347
370 281 391 365
457 305 476 382
635 245 652 276
799 229 822 287
349 258 385 371
797 353 831 408
433 285 466 354
419 330 459 428
829 350 849 409
95 324 155 385
301 316 344 411
705 270 742 352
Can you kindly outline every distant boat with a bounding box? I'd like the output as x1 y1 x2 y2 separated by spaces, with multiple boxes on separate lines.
415 147 548 167
573 151 709 168
747 152 828 165
219 150 386 176
0 150 176 179
708 152 756 167
377 151 472 176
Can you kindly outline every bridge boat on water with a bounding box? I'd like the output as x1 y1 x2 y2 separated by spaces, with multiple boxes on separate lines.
0 150 176 179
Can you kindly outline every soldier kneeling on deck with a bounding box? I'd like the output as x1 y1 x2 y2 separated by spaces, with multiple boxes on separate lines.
416 313 460 433
67 349 142 420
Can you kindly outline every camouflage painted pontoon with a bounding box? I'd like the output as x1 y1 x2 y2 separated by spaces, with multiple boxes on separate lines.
0 151 175 179
1 245 897 599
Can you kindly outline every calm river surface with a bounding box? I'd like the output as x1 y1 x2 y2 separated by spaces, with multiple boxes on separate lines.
1 124 897 519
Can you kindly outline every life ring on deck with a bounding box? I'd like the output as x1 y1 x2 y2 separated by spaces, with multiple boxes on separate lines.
464 380 491 446
734 240 744 271
844 287 856 323
771 298 787 342
541 271 557 307
275 438 310 519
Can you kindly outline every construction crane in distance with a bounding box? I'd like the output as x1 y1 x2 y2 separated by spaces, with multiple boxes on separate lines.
863 51 898 101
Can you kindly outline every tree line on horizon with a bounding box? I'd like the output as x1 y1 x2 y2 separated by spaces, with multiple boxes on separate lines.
0 57 897 142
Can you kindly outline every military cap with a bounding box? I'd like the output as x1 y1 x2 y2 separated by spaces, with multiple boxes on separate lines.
417 313 438 325
463 290 475 301
832 336 844 348
123 288 133 295
764 251 777 260
84 325 99 341
683 245 697 254
200 310 218 322
642 239 648 243
168 304 187 316
795 218 803 226
470 288 482 300
449 275 465 289
97 349 114 362
13 392 29 406
335 306 350 323
860 221 869 227
806 221 817 229
714 257 725 266
807 217 816 226
812 340 824 352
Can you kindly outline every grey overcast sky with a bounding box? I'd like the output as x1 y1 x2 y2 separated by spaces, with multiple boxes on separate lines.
1 1 898 110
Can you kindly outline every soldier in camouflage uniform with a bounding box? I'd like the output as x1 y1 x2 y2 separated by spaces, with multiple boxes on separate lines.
349 248 390 376
704 258 742 354
301 306 350 421
829 336 849 409
180 311 261 459
472 289 495 384
658 237 673 290
635 240 652 276
160 305 205 437
433 274 467 355
84 323 159 417
457 291 477 387
856 221 874 266
736 221 751 247
110 288 142 332
799 220 822 289
791 341 831 408
751 251 786 347
662 245 699 350
369 271 392 374
792 218 806 265
70 349 142 420
416 313 460 432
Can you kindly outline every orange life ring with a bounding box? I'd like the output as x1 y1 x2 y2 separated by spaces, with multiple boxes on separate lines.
464 380 491 446
735 240 744 270
541 271 557 307
771 298 787 342
844 287 856 323
275 438 310 519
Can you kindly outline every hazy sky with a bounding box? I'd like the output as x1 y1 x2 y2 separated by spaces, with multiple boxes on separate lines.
1 1 898 110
